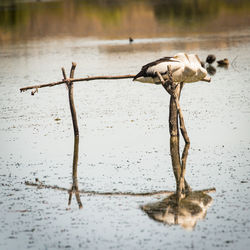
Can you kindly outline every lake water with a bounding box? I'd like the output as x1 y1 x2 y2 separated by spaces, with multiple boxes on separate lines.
0 0 250 249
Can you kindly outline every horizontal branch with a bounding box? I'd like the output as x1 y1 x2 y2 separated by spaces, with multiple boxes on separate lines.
25 181 173 196
20 74 136 92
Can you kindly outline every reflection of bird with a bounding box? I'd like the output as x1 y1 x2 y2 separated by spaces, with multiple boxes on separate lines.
133 53 210 84
141 191 213 230
217 58 229 66
206 65 216 76
206 54 216 64
129 37 134 43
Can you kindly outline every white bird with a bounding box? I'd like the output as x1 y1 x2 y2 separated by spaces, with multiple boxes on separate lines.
133 52 211 84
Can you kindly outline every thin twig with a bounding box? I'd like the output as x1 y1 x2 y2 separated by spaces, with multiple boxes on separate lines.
70 62 77 79
61 67 67 80
174 96 190 144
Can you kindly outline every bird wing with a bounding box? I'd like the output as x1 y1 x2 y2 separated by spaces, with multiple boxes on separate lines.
133 57 179 80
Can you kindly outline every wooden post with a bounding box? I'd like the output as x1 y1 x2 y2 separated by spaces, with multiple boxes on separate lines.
168 85 180 137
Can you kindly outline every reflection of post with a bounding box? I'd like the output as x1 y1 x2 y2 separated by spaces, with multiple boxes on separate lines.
170 136 185 200
142 132 215 230
68 135 83 209
62 63 83 209
181 142 191 192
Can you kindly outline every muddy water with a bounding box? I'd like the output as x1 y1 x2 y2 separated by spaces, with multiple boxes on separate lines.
1 30 250 250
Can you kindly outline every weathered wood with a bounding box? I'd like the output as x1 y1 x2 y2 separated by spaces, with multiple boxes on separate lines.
173 94 190 144
66 63 79 138
169 85 180 137
70 62 77 79
157 69 190 144
61 67 67 80
20 74 136 92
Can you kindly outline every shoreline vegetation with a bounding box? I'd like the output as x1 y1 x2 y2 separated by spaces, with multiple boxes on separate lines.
1 0 250 44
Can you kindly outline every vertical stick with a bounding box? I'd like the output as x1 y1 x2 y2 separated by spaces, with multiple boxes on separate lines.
169 84 180 137
68 62 79 137
174 95 190 144
62 67 67 80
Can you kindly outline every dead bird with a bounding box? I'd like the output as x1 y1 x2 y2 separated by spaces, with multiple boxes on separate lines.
217 58 229 66
206 54 216 64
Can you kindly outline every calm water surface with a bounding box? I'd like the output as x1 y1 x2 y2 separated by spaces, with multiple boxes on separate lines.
0 1 250 250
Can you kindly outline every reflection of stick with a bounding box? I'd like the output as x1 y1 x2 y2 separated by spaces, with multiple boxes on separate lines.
68 136 83 209
68 184 83 209
175 96 190 144
170 136 185 200
180 141 191 193
24 181 174 196
25 181 216 195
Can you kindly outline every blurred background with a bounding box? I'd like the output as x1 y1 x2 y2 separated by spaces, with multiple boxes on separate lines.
1 0 250 43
